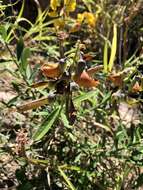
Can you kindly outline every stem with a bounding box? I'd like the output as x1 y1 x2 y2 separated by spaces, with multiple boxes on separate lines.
5 42 30 86
5 42 19 68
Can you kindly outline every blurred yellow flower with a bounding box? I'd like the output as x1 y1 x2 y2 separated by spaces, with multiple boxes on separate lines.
84 12 96 27
77 12 96 27
54 18 65 29
64 0 76 13
50 0 60 11
77 13 84 23
48 11 58 17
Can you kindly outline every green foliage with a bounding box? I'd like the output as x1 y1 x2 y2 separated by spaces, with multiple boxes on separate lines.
20 48 31 74
0 0 143 189
16 37 24 61
33 106 62 141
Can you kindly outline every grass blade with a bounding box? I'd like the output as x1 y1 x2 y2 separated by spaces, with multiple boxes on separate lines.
6 0 25 42
103 39 108 73
108 24 117 72
17 0 25 20
58 167 76 190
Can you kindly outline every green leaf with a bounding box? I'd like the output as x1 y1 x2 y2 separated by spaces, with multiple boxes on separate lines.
58 167 76 190
17 182 33 190
7 95 19 106
0 23 12 43
73 90 99 104
17 0 25 20
26 64 32 81
60 112 71 128
20 47 31 74
16 37 24 61
28 158 49 165
99 91 111 107
103 39 108 73
108 24 117 72
28 63 40 81
15 168 27 183
0 25 7 41
33 106 62 141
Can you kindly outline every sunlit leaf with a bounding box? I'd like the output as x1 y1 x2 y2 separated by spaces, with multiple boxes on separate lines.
73 90 99 104
33 106 62 141
58 167 76 190
108 24 117 72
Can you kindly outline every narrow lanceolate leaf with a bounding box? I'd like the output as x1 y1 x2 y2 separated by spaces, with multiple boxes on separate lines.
108 24 117 72
93 121 113 134
17 97 49 112
17 0 25 20
20 47 31 74
58 167 76 190
103 39 108 73
73 90 99 104
33 106 61 141
16 37 24 61
28 158 49 166
30 81 49 89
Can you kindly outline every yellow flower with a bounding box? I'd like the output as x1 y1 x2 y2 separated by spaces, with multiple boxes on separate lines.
48 11 58 17
50 0 60 11
54 18 65 29
77 12 96 27
84 12 96 27
77 13 84 23
64 0 76 13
